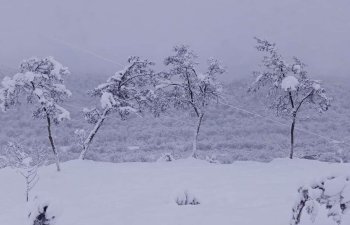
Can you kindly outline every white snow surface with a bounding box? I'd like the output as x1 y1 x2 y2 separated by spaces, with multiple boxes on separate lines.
323 176 348 197
0 158 349 225
281 75 299 91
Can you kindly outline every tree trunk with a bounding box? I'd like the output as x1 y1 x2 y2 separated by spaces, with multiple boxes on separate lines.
191 113 204 158
79 108 109 160
46 114 61 172
290 114 296 159
26 182 29 202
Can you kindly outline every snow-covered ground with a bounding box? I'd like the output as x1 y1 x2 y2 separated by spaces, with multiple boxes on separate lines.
0 158 349 225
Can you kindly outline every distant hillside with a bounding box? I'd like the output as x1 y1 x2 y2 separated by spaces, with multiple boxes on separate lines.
0 73 349 163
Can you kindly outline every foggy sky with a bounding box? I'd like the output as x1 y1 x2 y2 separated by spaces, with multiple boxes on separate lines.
1 0 350 81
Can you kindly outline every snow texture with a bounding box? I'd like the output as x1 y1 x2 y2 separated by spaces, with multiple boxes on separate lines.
100 92 116 109
281 75 299 91
1 159 349 225
291 175 350 225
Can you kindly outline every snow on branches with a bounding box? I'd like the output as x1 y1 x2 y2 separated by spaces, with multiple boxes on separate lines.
0 57 71 171
159 45 225 158
291 175 350 225
79 56 160 160
250 38 331 159
161 45 224 116
0 57 71 123
89 56 157 118
251 38 330 117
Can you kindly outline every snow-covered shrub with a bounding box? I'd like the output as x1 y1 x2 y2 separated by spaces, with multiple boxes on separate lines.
291 175 350 225
0 57 71 171
158 45 225 158
157 152 175 162
333 145 350 163
206 155 219 164
250 38 331 159
175 190 200 205
28 196 60 225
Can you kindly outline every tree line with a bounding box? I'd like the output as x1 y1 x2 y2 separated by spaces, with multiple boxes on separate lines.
0 39 331 172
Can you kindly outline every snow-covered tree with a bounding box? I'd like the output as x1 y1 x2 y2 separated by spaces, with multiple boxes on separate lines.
158 45 225 158
5 142 41 202
250 38 331 159
291 175 350 225
79 56 160 160
0 57 71 171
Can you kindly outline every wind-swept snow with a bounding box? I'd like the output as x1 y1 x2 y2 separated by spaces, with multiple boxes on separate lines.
0 159 349 225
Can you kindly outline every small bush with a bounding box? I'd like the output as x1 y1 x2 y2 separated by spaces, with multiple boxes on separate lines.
157 153 175 162
28 196 60 225
175 190 200 206
205 155 219 164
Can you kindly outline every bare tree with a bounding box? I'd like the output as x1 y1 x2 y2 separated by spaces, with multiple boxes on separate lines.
159 45 225 158
5 142 41 202
79 56 161 160
0 57 71 171
250 38 331 159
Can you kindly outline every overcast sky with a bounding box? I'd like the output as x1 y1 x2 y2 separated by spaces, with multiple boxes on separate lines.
1 0 349 81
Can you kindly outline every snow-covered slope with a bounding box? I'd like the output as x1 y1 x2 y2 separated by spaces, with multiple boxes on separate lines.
0 159 349 225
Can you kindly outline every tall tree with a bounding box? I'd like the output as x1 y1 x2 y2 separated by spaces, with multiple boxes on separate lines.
250 38 331 159
0 57 71 171
159 45 225 158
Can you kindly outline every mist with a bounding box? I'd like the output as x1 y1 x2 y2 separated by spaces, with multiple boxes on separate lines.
1 0 350 81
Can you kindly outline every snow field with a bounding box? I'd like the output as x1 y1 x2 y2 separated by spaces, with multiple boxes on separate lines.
0 158 349 225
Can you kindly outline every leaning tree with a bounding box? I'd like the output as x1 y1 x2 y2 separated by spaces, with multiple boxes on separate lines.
250 38 331 159
79 56 163 160
0 57 71 171
158 45 225 158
